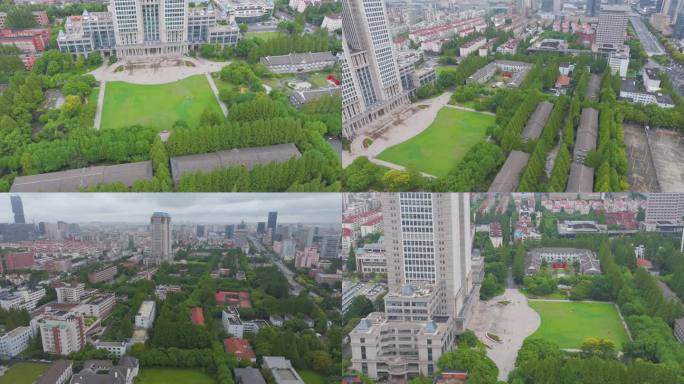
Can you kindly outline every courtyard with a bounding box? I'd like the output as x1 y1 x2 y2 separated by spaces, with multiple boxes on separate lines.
376 106 495 177
99 74 223 131
528 300 630 350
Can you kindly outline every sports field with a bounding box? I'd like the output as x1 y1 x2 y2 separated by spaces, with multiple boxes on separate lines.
528 301 630 349
100 75 222 131
0 363 49 384
136 368 215 384
376 107 494 177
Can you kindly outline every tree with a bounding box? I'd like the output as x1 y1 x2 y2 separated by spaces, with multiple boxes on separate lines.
580 337 617 360
239 23 248 33
512 244 526 284
345 296 374 321
437 347 499 384
346 247 356 272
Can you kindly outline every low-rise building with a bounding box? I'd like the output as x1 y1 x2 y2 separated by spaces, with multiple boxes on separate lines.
70 357 139 384
674 318 684 344
263 356 305 384
55 282 85 303
459 37 486 57
134 301 155 329
355 241 386 274
223 337 256 363
0 326 33 358
642 68 661 92
489 222 503 248
36 360 73 384
75 293 115 319
234 367 267 384
620 78 675 109
87 265 117 284
608 45 630 77
222 306 259 338
526 248 601 275
94 341 128 358
259 52 337 73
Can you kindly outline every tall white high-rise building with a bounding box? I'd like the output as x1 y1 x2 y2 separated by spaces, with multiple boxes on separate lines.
382 193 475 319
595 4 630 52
349 193 482 381
150 212 172 265
341 0 410 139
111 0 189 57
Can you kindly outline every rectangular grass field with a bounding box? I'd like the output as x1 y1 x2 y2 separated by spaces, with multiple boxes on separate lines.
299 370 326 384
135 368 216 384
528 301 630 349
245 31 283 41
376 107 494 177
0 363 49 384
100 75 222 131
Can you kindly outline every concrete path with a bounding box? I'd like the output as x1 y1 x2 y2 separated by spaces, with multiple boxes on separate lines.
93 81 106 130
444 103 496 116
467 288 541 381
89 57 228 85
369 158 437 178
342 91 453 167
205 73 228 117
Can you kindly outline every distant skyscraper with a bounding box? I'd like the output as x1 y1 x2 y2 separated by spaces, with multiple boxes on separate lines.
341 0 410 139
541 0 554 12
595 4 629 51
10 196 25 224
225 225 235 239
257 222 266 234
150 212 172 265
196 225 205 238
586 0 601 16
267 212 278 232
674 11 684 38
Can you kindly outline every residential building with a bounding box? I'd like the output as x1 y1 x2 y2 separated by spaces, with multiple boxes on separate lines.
150 212 172 265
341 0 410 138
294 246 319 269
321 13 342 31
5 251 35 270
36 360 73 384
489 222 503 248
134 301 156 329
0 326 33 358
263 356 305 384
459 37 486 57
646 193 684 224
39 312 86 355
55 282 85 303
88 265 117 284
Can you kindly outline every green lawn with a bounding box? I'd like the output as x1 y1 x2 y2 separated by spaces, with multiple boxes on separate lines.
245 31 282 41
135 368 216 384
376 107 494 177
529 301 630 349
100 75 222 131
307 72 332 88
0 363 49 384
299 370 326 384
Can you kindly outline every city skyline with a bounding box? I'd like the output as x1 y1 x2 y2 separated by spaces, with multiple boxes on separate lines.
0 194 341 224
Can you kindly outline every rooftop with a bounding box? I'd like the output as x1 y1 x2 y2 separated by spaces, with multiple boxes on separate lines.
488 151 530 193
10 161 153 192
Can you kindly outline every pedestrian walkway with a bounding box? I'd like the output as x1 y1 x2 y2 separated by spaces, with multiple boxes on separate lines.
205 73 228 117
93 81 106 130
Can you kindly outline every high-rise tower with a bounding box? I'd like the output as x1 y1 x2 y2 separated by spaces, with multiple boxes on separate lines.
10 196 25 224
341 0 410 139
150 212 172 265
267 211 278 232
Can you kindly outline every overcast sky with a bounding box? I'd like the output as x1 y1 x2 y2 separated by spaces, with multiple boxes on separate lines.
0 194 341 225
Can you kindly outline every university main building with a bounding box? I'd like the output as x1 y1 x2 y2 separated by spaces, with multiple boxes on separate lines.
57 0 241 58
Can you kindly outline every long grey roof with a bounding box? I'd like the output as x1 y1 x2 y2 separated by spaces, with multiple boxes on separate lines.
573 108 598 163
566 163 594 193
170 144 301 185
260 51 336 66
36 360 72 384
586 74 600 99
521 101 554 141
234 367 267 384
488 150 530 193
10 161 153 192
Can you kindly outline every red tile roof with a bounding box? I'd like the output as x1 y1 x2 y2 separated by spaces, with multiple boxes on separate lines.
224 337 256 361
191 307 205 325
215 291 252 308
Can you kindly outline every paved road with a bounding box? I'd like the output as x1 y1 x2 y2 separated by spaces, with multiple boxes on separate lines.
630 17 665 56
368 158 437 178
274 259 320 298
